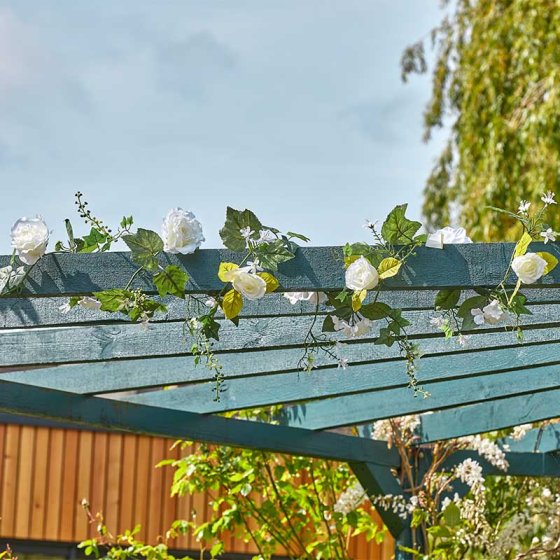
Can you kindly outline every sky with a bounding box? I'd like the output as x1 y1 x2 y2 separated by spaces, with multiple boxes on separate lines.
0 1 446 254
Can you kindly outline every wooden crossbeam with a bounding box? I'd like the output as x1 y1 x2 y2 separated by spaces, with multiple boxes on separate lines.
418 390 560 442
2 244 560 298
0 380 399 467
504 425 560 453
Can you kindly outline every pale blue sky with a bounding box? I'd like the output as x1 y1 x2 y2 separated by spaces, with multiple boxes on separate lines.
0 1 446 254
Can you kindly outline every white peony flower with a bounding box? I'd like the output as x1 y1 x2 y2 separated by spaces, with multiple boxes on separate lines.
161 208 204 254
0 265 26 294
345 256 379 291
11 216 49 265
540 228 556 244
231 270 267 300
425 226 472 249
283 291 327 305
512 252 547 284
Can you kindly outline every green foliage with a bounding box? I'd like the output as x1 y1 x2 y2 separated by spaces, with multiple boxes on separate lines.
123 228 164 271
93 288 167 322
153 265 189 299
381 204 423 245
160 438 384 560
404 0 560 240
219 207 263 252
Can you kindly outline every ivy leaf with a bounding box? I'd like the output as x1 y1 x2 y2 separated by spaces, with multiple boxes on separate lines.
343 243 382 267
435 289 461 310
219 207 263 252
222 288 243 320
509 293 532 316
257 272 279 293
256 239 295 271
457 295 487 329
80 227 108 253
514 232 533 258
153 265 189 298
536 251 559 275
360 301 392 320
286 231 310 243
322 315 336 332
381 204 422 245
218 262 239 283
93 289 131 313
378 257 402 279
128 299 167 322
375 327 396 347
123 228 163 271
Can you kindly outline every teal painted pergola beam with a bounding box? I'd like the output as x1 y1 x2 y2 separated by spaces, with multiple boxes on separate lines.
2 243 560 297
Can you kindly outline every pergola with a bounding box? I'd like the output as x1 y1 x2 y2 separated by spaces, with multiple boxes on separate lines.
1 244 560 559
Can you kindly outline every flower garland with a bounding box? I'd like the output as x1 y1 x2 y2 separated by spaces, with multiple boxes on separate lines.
1 192 558 400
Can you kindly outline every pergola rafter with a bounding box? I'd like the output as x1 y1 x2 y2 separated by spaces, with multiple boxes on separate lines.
1 244 560 559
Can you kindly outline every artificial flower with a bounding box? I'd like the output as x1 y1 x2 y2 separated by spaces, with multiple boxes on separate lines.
161 208 204 254
345 256 379 291
11 216 49 265
512 253 547 284
231 269 267 300
540 228 556 244
425 226 472 249
283 291 327 305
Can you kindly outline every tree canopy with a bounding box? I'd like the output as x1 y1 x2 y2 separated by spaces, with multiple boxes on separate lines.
404 0 560 240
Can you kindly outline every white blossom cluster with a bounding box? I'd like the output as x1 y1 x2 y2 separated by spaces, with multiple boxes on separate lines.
369 493 409 520
455 458 485 488
371 415 420 444
510 423 532 440
460 435 509 471
333 482 367 515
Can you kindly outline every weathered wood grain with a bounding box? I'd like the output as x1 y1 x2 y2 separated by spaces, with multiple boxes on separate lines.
418 390 560 442
0 380 399 467
279 363 560 430
1 244 560 297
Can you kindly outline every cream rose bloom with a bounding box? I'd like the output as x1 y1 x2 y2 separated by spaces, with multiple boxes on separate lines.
231 269 267 300
10 216 49 265
161 208 204 254
512 253 547 284
345 256 379 291
425 227 472 249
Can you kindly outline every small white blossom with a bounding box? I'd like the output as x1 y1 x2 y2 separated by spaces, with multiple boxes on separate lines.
541 191 557 205
455 458 485 488
337 358 349 369
471 308 485 326
78 296 102 311
332 315 372 338
283 292 327 305
239 226 254 239
334 482 366 514
461 434 509 471
58 301 72 314
510 424 532 440
472 300 506 326
457 334 470 347
256 229 275 244
540 228 556 244
205 297 217 308
518 200 531 215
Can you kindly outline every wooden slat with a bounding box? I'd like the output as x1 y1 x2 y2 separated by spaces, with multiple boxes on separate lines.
30 427 49 539
0 425 19 536
44 429 65 539
2 244 560 297
14 426 34 539
504 425 560 453
75 431 93 537
4 326 560 396
2 303 560 370
59 430 79 541
418 390 560 442
279 363 560 430
123 341 560 413
0 380 399 467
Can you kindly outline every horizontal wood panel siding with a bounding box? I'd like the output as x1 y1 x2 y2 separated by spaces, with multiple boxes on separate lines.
0 424 392 559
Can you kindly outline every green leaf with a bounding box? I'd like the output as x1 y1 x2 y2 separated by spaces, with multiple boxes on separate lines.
509 293 532 316
257 272 279 292
222 288 243 320
256 239 295 271
514 232 532 258
93 289 131 313
286 231 310 242
80 227 108 253
123 228 163 271
322 315 336 332
378 257 402 279
153 265 189 298
536 251 559 275
219 207 263 251
360 301 392 320
443 502 461 527
381 204 422 245
375 327 396 347
435 289 461 310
